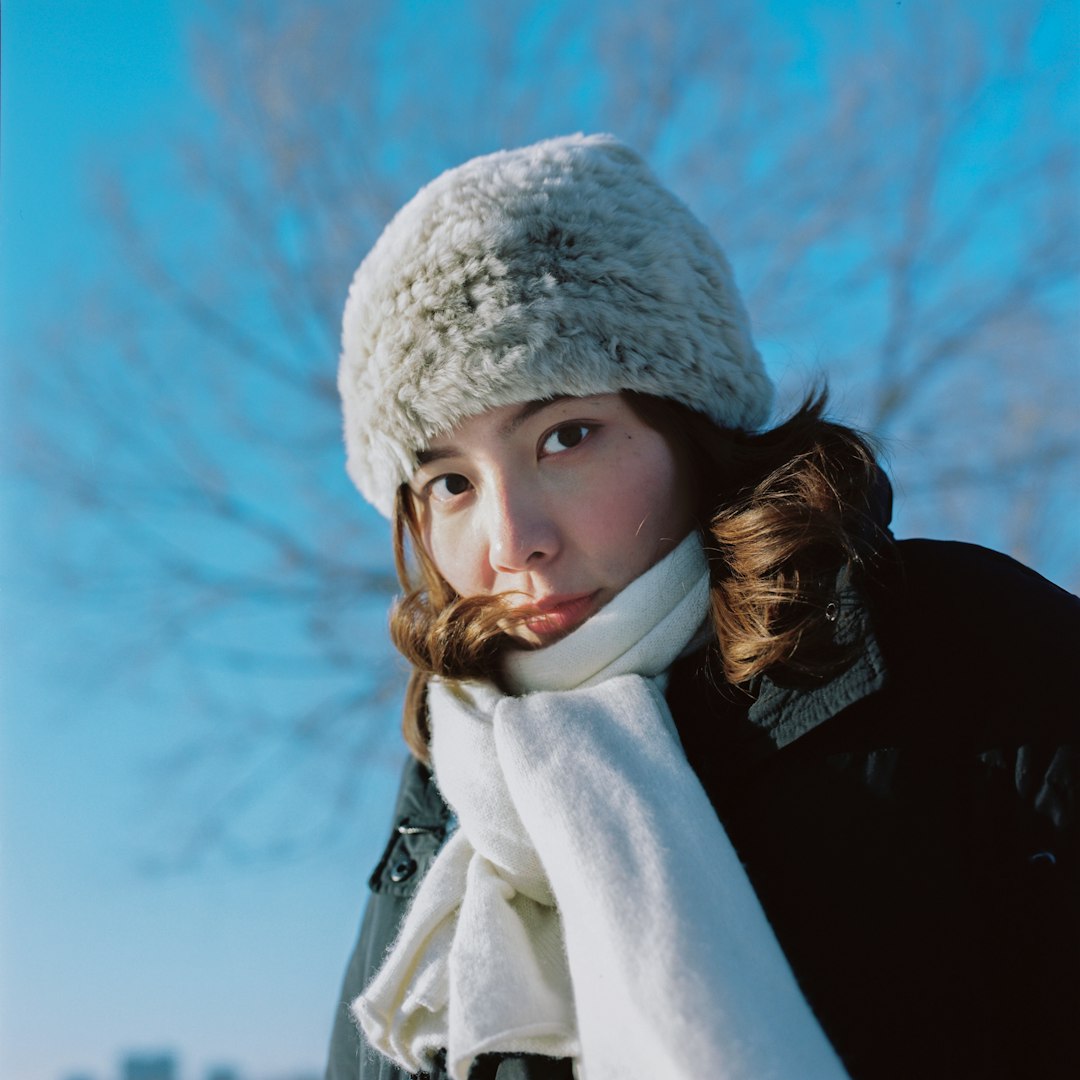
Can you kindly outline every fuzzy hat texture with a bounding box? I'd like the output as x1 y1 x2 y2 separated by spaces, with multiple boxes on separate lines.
339 133 773 516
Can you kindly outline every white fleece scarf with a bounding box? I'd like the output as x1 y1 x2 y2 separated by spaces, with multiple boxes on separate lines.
354 535 848 1080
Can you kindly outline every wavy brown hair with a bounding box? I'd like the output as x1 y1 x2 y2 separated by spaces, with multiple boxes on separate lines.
390 390 893 761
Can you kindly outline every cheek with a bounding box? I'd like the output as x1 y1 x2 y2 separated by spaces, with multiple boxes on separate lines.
576 436 691 564
421 517 479 598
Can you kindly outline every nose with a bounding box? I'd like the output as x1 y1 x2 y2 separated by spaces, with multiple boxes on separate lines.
485 481 559 575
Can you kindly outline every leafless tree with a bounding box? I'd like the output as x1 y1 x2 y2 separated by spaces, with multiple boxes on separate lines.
14 0 1077 864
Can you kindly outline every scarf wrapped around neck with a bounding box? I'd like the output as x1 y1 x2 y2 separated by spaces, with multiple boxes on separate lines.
353 534 848 1080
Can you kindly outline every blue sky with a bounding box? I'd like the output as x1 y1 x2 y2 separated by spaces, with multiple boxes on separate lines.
2 2 1077 1079
1 4 396 1078
3 3 180 339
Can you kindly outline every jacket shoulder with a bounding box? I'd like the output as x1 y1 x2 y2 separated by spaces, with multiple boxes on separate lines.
325 756 451 1080
326 758 574 1080
895 538 1077 605
872 539 1079 741
889 538 1079 652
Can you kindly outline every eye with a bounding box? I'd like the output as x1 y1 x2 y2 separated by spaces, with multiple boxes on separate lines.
540 422 592 456
428 473 472 501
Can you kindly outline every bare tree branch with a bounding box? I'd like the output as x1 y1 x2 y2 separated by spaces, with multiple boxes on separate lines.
14 0 1077 865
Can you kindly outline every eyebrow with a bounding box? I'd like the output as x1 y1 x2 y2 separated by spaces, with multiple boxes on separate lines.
415 445 455 467
500 395 573 436
415 396 574 467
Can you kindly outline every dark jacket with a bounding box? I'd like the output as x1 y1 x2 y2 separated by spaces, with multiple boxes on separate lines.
326 540 1080 1080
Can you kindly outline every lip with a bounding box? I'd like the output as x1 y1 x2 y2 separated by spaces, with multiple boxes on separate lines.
517 591 600 641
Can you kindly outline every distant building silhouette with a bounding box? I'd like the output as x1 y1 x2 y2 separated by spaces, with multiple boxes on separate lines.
57 1052 322 1080
121 1053 178 1080
205 1068 240 1080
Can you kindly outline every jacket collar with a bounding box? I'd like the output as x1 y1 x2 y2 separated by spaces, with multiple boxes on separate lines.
745 469 895 749
744 566 889 751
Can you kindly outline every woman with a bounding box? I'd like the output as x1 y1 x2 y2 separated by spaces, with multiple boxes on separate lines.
326 135 1079 1080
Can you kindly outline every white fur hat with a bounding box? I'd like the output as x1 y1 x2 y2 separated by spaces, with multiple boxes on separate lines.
339 133 773 516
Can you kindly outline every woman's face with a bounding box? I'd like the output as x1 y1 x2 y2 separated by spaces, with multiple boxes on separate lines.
410 393 696 647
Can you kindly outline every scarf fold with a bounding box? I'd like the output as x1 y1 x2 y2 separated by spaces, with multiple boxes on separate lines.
353 534 848 1080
